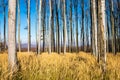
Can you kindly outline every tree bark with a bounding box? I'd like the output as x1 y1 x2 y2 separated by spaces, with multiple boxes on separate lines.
55 0 61 54
38 0 42 54
51 3 55 52
8 0 18 72
91 0 98 57
48 0 52 54
42 0 46 52
17 0 21 52
63 0 67 54
75 0 79 53
27 0 31 53
98 0 106 74
35 0 38 54
109 0 117 55
70 0 73 53
81 0 85 51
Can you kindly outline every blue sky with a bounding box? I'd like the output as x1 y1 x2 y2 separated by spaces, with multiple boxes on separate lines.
0 0 92 46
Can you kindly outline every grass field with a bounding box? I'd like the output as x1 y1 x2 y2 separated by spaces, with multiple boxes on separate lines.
0 52 120 80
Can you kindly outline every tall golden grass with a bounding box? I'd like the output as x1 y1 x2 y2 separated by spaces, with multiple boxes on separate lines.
0 52 120 80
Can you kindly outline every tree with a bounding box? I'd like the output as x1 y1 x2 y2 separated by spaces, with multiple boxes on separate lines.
55 0 61 54
70 0 73 52
75 0 79 53
48 0 52 54
42 0 46 52
97 0 106 74
81 0 85 51
91 0 98 57
17 0 21 52
8 0 18 71
38 0 42 54
51 0 55 52
35 0 38 54
63 0 67 54
109 0 117 55
116 0 120 52
85 10 89 52
27 0 31 53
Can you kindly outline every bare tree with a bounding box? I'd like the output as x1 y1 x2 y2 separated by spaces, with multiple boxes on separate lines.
55 0 61 53
51 0 55 52
48 0 52 54
63 0 67 54
116 0 120 52
38 0 42 54
70 0 73 52
27 0 31 53
42 0 46 52
85 10 89 52
17 0 21 52
109 0 117 55
75 0 79 53
81 0 85 51
97 0 106 74
8 0 18 71
91 0 98 57
35 0 38 54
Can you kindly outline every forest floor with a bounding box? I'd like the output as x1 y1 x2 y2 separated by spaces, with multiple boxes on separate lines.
0 52 120 80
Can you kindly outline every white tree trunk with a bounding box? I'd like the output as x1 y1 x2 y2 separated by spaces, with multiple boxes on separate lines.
17 0 21 52
63 0 67 54
28 0 31 53
35 0 38 54
38 0 42 54
92 0 98 57
48 0 52 54
101 0 106 72
8 0 18 71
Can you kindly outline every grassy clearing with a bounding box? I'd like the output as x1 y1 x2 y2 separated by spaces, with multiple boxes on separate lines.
0 52 120 80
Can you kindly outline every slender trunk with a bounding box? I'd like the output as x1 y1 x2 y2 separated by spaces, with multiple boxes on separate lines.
35 0 38 54
106 15 110 52
110 0 117 55
4 6 6 50
55 0 61 54
51 3 55 52
8 0 18 71
92 0 98 57
27 0 31 53
101 0 106 74
43 0 46 52
70 0 73 53
17 0 21 52
63 0 67 54
38 0 42 54
117 0 120 52
85 12 89 52
90 0 93 53
81 0 84 51
48 0 52 54
97 0 101 63
98 0 106 75
75 1 79 53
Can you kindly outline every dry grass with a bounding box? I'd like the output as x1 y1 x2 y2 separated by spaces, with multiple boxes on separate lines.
0 52 120 80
